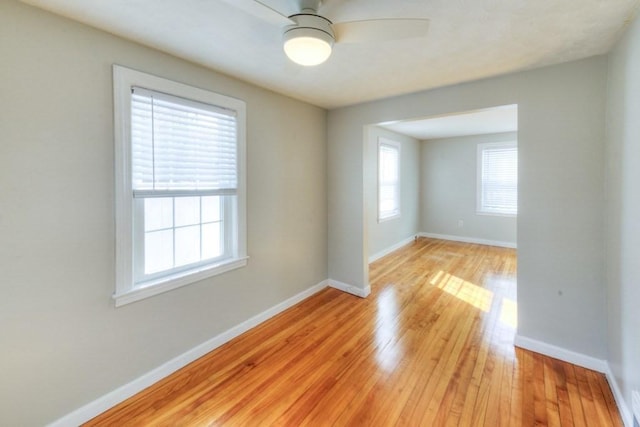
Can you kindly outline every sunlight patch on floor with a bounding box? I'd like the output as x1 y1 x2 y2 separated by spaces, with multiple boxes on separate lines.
431 271 493 312
500 297 518 329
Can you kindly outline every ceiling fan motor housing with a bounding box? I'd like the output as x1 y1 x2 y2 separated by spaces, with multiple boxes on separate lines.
283 14 335 65
284 13 335 45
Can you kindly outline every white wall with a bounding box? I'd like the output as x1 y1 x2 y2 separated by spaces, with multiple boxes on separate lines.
0 2 327 425
605 10 640 420
328 57 607 359
365 126 420 261
421 132 517 246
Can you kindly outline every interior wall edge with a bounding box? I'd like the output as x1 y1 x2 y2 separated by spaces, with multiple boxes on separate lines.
368 235 417 264
328 280 371 298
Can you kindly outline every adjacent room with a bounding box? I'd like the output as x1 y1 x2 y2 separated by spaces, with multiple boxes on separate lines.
367 105 519 265
2 0 640 425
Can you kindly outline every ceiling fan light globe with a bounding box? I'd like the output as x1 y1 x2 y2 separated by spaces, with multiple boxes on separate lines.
283 28 334 66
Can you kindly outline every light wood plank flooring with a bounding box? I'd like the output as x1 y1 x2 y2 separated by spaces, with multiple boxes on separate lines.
86 237 622 426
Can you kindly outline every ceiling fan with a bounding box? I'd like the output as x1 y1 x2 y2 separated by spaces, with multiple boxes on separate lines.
220 0 430 66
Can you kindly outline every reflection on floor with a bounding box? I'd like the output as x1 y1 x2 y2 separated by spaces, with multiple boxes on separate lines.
85 237 622 426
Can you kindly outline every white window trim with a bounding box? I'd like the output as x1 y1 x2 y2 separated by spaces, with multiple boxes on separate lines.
377 137 401 222
113 65 247 307
476 141 518 217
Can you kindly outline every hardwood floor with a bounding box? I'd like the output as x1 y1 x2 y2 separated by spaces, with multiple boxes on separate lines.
86 238 622 426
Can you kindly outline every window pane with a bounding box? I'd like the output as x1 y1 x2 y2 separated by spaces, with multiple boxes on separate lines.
145 229 173 274
144 197 173 232
378 141 400 219
175 197 200 227
175 225 200 267
202 196 221 223
202 222 222 259
379 185 397 215
480 144 518 214
379 146 399 183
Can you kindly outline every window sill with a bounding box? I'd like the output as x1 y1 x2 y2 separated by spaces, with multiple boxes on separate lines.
378 213 401 223
113 256 249 307
476 210 517 218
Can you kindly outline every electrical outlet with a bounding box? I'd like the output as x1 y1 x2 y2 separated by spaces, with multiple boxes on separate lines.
633 390 640 425
458 219 464 228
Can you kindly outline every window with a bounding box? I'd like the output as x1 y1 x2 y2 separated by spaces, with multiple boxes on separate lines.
378 138 401 221
477 141 518 216
113 65 247 306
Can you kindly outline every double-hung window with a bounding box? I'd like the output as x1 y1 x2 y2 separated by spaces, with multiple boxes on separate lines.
113 66 247 306
378 138 401 221
477 141 518 216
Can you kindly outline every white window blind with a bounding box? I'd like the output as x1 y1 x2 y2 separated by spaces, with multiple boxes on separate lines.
478 142 518 215
378 139 400 221
131 87 238 196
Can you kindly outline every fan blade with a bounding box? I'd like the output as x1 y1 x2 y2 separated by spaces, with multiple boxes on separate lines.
219 0 295 26
333 19 430 44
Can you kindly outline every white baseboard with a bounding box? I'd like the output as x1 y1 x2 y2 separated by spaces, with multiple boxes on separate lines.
48 280 329 427
329 279 371 298
514 334 607 372
368 235 416 263
419 232 517 249
633 390 640 426
604 364 634 427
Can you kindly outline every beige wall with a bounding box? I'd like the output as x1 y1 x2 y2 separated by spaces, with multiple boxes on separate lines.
606 10 640 422
365 126 420 259
328 57 608 360
421 132 517 245
0 1 327 425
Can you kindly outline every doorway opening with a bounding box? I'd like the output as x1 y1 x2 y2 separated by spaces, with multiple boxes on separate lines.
363 103 519 347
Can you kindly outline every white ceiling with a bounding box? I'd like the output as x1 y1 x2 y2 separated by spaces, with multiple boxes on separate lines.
379 104 518 140
21 0 640 109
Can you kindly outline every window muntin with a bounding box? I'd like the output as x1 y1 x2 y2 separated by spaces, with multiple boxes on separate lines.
477 142 518 216
134 195 226 282
114 65 247 306
378 138 401 221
